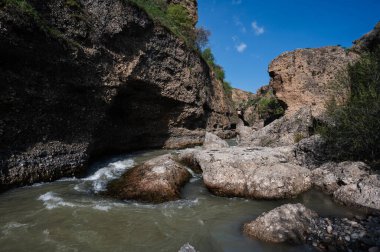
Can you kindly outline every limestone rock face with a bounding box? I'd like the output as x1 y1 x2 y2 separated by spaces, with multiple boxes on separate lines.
243 204 318 243
0 0 234 191
178 146 311 199
239 107 314 147
107 154 191 203
203 132 229 149
268 46 359 117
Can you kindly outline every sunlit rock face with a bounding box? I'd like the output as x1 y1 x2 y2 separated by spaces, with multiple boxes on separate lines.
268 46 359 117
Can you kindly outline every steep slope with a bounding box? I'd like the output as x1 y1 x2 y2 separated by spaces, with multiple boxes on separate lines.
0 0 235 191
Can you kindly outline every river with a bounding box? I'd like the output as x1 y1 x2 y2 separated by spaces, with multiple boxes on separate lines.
0 148 362 252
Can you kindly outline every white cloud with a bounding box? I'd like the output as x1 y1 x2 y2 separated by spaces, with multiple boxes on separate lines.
236 43 247 53
232 0 242 5
252 21 264 35
233 16 247 33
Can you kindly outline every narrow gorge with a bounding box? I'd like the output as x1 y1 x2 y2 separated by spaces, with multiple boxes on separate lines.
0 0 379 251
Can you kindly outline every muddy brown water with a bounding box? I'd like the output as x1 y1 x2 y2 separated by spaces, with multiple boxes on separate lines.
0 148 362 252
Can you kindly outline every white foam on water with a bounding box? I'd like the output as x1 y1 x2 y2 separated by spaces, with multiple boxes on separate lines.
38 192 77 210
82 158 134 192
92 205 112 212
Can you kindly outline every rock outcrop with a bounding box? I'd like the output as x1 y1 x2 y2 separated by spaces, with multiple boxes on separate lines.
178 146 312 199
0 0 235 191
238 107 314 147
203 132 229 149
353 21 380 53
311 161 380 211
244 203 380 251
232 86 285 128
268 46 359 117
107 154 191 203
243 204 318 243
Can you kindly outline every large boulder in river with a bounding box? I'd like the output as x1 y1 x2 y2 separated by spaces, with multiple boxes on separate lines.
239 107 314 147
334 183 380 212
243 204 318 244
107 154 191 203
203 132 229 149
178 146 312 199
311 161 380 211
0 0 235 191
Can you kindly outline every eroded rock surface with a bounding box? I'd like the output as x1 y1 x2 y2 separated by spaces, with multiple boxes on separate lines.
107 154 191 203
239 107 314 147
311 161 380 211
269 46 359 117
243 204 318 243
178 146 311 199
203 132 229 149
244 203 380 251
0 0 235 191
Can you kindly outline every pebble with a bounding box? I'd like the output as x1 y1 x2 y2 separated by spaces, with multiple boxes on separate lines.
327 225 333 234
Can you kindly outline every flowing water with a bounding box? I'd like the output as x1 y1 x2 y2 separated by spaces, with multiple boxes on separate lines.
0 148 363 252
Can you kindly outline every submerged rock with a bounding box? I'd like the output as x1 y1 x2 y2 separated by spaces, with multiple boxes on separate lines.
178 243 197 252
178 146 311 199
107 154 191 203
243 203 318 243
203 132 229 149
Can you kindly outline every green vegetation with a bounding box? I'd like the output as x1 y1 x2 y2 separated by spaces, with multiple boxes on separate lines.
201 48 232 94
319 47 380 168
294 132 306 143
129 0 200 48
242 89 285 121
0 0 80 46
65 0 81 9
1 0 39 19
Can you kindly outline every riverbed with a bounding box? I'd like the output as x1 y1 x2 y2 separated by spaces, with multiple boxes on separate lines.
0 148 363 252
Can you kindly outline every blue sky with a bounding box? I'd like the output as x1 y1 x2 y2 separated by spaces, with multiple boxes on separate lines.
197 0 380 93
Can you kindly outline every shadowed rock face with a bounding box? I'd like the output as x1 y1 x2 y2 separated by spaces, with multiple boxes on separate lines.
0 0 235 191
268 46 359 117
107 154 191 203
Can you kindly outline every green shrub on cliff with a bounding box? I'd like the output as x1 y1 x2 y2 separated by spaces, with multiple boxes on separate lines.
201 48 232 94
319 47 380 167
129 0 201 48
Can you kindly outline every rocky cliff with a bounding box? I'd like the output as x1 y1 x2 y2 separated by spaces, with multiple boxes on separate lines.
268 46 359 117
353 21 380 53
0 0 235 191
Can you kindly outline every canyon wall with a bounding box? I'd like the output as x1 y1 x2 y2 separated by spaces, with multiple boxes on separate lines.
0 0 235 191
